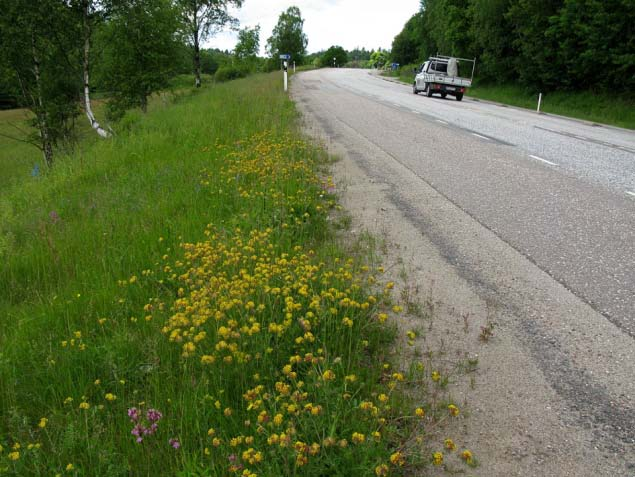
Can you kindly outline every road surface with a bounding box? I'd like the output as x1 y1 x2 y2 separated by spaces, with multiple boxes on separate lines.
293 68 635 476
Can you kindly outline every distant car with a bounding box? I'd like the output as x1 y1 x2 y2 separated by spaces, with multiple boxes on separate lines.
413 56 476 101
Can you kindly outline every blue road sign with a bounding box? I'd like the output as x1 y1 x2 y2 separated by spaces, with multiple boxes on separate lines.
279 54 291 60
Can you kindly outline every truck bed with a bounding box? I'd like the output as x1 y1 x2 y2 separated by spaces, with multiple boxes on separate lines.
420 73 472 88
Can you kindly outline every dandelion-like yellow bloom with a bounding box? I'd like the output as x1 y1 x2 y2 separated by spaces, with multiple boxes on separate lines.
351 432 365 444
444 438 456 451
66 463 74 471
431 371 441 382
322 369 335 381
375 464 389 476
433 452 443 466
104 393 116 402
448 404 460 416
461 449 473 464
415 407 425 418
8 451 20 461
79 402 90 410
389 451 405 466
38 417 48 428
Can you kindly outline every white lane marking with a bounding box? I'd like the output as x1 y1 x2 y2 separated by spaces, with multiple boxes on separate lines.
529 154 558 166
626 191 635 197
410 110 420 114
435 119 448 125
472 133 490 141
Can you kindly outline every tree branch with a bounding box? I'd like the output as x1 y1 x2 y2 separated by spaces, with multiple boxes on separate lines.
0 130 42 149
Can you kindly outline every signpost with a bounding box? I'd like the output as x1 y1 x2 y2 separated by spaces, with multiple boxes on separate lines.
280 54 291 92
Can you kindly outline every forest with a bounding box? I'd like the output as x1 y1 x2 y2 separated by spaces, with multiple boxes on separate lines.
391 0 635 93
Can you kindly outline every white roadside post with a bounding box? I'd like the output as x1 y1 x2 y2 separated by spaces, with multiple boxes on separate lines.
283 60 288 92
537 92 543 113
293 61 296 73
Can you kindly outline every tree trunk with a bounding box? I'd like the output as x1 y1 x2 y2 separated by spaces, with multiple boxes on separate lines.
193 27 201 88
140 95 147 113
82 0 110 138
32 36 53 168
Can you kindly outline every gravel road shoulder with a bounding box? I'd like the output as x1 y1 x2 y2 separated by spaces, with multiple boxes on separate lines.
292 73 634 477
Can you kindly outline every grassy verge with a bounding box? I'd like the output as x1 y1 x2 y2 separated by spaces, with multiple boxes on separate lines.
467 84 635 129
0 72 472 476
383 68 635 129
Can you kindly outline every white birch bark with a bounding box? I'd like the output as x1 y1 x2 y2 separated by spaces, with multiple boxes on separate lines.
83 1 110 138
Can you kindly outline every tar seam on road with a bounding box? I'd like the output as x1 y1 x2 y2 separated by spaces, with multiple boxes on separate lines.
535 125 635 154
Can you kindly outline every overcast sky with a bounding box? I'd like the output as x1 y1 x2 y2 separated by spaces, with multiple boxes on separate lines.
205 0 421 55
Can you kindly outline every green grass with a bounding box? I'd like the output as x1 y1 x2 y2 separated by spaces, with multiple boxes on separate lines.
0 72 470 476
467 83 635 129
384 67 635 129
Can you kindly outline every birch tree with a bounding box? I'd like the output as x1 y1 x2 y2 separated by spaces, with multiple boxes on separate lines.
78 0 111 137
0 0 81 167
177 0 244 88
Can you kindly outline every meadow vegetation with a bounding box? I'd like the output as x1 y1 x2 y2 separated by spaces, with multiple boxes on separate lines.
0 73 473 475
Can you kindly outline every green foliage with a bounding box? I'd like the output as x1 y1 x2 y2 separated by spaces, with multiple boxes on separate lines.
266 6 308 65
0 0 82 159
98 0 181 118
234 25 260 63
214 65 247 82
391 12 427 66
322 46 349 67
369 50 390 69
394 0 635 93
176 0 244 86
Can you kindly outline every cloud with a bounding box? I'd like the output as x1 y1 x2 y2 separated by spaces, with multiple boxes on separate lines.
203 0 420 55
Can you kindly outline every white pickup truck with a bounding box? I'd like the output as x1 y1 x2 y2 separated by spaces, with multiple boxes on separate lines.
413 55 476 101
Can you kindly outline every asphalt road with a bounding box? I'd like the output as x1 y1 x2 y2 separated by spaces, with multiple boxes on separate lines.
297 68 635 336
293 68 635 475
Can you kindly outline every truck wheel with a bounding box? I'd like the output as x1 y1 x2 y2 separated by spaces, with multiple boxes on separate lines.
426 84 433 97
456 93 463 101
413 82 418 95
441 92 447 99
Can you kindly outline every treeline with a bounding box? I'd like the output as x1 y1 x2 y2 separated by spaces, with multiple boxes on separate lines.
0 1 316 168
392 0 635 92
305 47 391 69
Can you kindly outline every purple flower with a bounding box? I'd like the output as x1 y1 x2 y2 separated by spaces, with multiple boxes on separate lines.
128 407 163 443
128 407 140 422
169 438 181 449
146 409 162 423
49 210 60 224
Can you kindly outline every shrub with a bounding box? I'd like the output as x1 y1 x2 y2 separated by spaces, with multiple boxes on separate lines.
214 66 247 83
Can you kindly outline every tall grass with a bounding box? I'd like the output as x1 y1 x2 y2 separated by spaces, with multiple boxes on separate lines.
0 72 471 476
